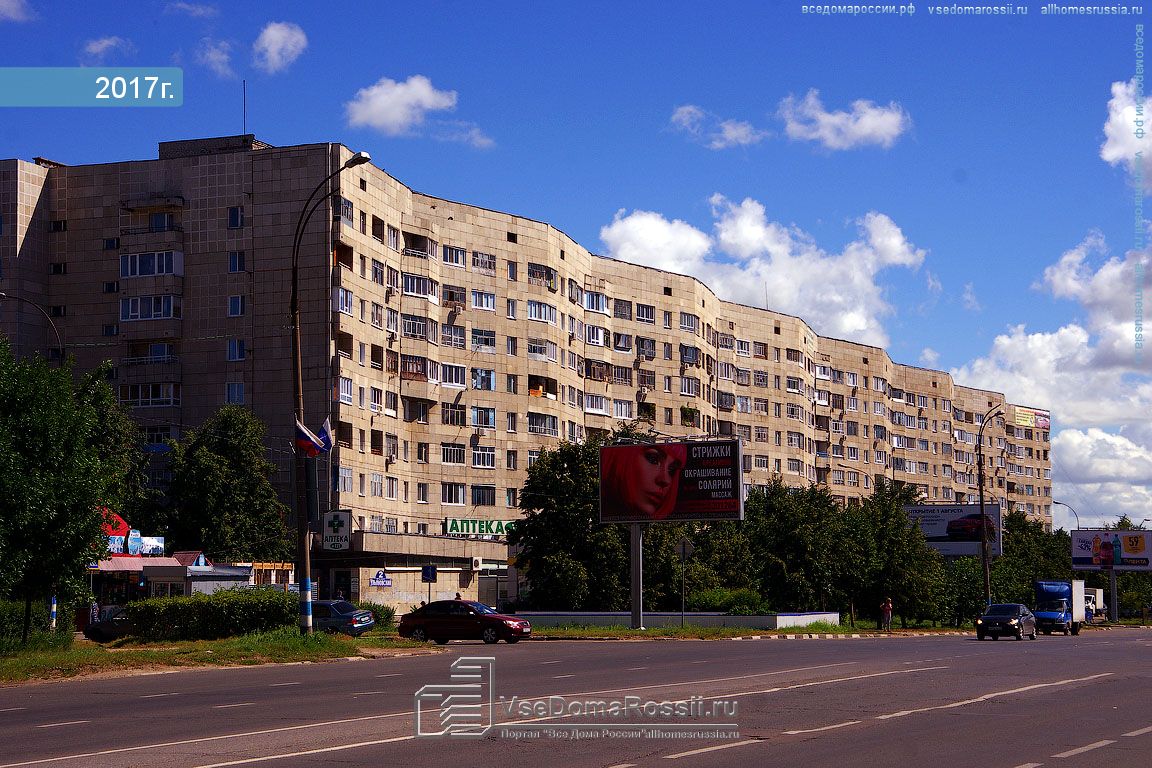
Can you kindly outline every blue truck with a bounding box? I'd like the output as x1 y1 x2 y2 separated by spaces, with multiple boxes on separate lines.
1033 580 1085 636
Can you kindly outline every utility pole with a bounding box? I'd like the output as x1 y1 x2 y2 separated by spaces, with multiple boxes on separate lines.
976 406 1003 606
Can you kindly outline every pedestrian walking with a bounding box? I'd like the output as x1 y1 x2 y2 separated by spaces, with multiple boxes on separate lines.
880 597 894 632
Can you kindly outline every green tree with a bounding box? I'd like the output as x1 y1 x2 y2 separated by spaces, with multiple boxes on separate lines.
166 406 292 562
0 342 144 641
508 430 630 609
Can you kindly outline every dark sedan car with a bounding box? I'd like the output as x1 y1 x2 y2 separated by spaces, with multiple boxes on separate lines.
83 606 134 643
398 600 531 644
312 600 376 636
976 603 1037 641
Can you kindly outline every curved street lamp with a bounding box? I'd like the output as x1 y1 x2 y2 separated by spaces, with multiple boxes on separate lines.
290 149 371 635
976 406 1003 606
0 291 64 358
1052 501 1081 530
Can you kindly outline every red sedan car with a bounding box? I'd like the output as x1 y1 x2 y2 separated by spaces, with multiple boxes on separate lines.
398 600 531 644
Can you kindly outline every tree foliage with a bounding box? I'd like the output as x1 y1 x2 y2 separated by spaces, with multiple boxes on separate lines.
0 341 144 636
166 406 292 562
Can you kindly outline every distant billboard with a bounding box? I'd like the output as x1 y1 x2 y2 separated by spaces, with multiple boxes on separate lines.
600 440 744 523
904 504 1002 557
1014 407 1051 430
1071 529 1152 571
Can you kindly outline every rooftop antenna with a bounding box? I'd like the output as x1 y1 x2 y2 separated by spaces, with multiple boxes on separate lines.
764 282 769 310
242 79 247 134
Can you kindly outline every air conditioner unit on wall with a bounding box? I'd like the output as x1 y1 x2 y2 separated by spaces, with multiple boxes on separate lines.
472 557 482 571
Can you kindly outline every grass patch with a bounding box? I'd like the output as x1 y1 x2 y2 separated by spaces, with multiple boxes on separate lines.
0 628 383 683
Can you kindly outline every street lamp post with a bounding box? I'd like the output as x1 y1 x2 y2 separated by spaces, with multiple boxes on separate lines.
291 150 371 635
0 292 63 358
976 406 1003 606
1052 501 1080 530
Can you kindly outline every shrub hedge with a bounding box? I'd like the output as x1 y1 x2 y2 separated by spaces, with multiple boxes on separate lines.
127 589 296 641
0 599 74 654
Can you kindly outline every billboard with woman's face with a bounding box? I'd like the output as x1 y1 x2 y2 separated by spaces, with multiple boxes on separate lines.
599 440 744 523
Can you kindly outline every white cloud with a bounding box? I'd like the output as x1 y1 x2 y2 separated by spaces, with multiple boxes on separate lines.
600 195 925 346
1051 430 1152 528
346 75 458 136
919 348 940 367
81 36 133 65
1100 78 1152 190
434 121 495 149
0 0 31 21
779 89 910 150
165 1 215 16
252 21 307 74
670 104 705 135
196 38 234 78
961 282 981 311
670 104 768 150
926 271 942 294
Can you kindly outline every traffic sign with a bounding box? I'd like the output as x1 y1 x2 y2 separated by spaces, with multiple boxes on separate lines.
421 565 438 583
677 538 695 560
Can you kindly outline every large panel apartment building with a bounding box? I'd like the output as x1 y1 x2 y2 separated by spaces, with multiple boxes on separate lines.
0 135 1052 607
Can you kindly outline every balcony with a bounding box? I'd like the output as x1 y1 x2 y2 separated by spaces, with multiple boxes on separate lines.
119 224 185 252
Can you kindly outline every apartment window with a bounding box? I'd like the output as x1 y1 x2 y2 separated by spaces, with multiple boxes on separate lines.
680 312 699 332
472 290 496 311
120 295 181 321
102 323 118 337
472 368 496 391
441 324 465 348
527 412 558 436
472 407 496 429
508 261 518 280
506 450 518 470
224 250 245 274
386 477 399 500
506 374 519 393
227 338 246 361
441 482 466 506
416 484 428 504
119 383 180 407
471 328 496 352
103 237 120 250
506 489 518 508
334 288 353 315
507 412 517 432
472 446 496 468
442 443 466 465
225 382 245 404
387 225 399 250
443 245 466 267
472 251 496 274
227 206 244 229
470 485 496 507
48 219 67 232
338 377 353 405
370 387 383 412
442 364 466 388
613 300 632 320
49 262 66 275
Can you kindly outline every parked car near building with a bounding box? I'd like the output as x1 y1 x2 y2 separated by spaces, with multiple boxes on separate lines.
82 606 134 643
398 600 531 644
311 600 376 636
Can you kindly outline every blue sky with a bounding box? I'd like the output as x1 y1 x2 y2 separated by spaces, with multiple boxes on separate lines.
2 1 1149 529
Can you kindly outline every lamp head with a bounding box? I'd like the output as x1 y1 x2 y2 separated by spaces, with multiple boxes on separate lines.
344 151 371 169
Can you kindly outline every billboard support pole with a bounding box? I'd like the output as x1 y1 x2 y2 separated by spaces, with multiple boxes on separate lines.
1109 569 1118 623
630 524 644 630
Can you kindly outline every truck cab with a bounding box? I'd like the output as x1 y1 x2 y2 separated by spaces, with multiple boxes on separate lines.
1033 580 1085 636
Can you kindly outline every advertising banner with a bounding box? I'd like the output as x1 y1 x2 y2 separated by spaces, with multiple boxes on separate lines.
1071 529 1152 571
600 440 744 523
904 504 1002 557
1013 407 1051 430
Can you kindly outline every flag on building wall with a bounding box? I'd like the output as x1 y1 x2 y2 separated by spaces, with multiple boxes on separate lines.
317 417 333 452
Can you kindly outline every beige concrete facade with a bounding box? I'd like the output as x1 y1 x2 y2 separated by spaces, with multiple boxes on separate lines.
0 134 1053 606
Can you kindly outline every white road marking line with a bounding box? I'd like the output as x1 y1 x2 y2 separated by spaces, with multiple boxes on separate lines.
351 691 389 695
0 708 27 713
552 674 576 679
627 666 648 671
1012 763 1044 767
539 660 563 665
0 661 853 768
876 673 1113 720
1122 724 1152 737
690 660 709 664
35 722 89 729
140 693 179 698
375 673 403 678
213 703 256 709
783 720 860 734
664 740 759 759
268 682 299 687
191 735 414 768
715 666 948 703
1051 740 1116 758
607 764 637 768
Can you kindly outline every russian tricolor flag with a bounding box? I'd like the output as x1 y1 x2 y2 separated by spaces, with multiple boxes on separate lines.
295 418 332 457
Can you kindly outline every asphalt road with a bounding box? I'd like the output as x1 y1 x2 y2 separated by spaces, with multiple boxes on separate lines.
2 629 1152 768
